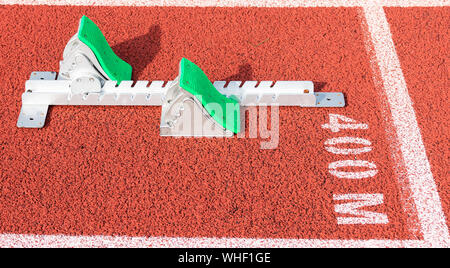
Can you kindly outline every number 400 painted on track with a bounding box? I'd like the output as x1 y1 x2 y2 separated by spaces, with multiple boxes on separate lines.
322 114 377 179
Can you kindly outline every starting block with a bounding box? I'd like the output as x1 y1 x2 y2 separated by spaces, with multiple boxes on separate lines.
17 16 346 137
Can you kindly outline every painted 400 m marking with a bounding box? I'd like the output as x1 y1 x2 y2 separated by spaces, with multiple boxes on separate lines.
322 114 388 225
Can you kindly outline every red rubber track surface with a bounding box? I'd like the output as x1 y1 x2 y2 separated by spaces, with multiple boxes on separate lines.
0 6 417 239
385 7 449 229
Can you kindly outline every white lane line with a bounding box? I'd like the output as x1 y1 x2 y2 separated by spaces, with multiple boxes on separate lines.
0 0 449 7
0 234 431 248
361 5 449 247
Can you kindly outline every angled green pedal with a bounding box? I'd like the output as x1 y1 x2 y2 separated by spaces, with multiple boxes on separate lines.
78 16 132 83
160 58 241 137
180 58 240 134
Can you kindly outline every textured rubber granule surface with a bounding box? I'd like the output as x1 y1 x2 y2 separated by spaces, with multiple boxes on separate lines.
0 6 412 239
385 7 449 229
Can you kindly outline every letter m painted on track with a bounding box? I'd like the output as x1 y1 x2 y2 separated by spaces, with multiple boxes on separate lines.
333 194 389 225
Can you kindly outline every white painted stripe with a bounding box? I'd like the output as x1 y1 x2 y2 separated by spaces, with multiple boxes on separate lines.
0 234 433 248
362 5 449 247
0 0 449 7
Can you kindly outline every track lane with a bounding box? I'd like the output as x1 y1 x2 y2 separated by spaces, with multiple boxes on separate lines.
0 5 413 239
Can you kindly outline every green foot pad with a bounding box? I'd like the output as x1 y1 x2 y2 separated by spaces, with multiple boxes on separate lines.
78 16 132 83
179 58 241 134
